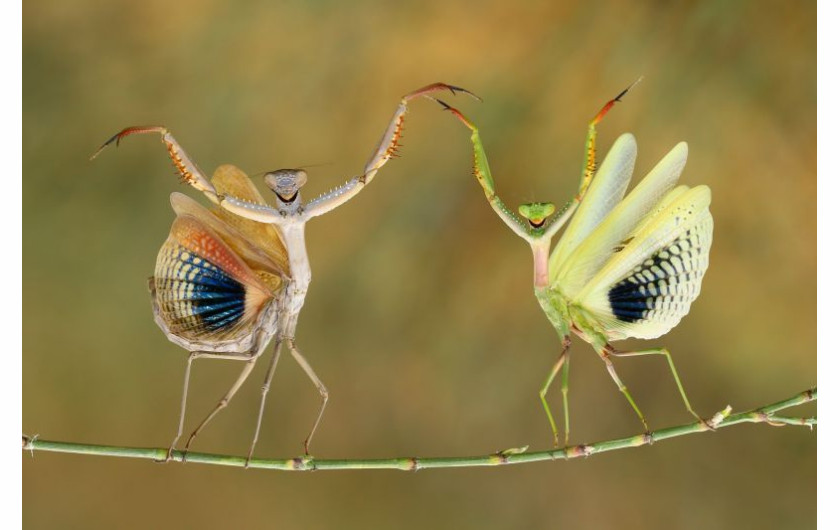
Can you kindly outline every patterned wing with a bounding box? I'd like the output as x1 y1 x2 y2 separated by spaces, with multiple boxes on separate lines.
548 133 637 278
575 185 712 340
154 214 276 342
209 164 290 275
170 192 285 282
550 142 688 297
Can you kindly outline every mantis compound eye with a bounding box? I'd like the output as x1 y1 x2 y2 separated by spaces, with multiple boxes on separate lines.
265 169 308 201
517 202 556 228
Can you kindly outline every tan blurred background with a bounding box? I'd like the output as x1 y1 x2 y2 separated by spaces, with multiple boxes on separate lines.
23 1 815 528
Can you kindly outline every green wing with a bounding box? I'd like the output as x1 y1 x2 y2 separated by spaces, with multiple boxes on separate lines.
550 142 688 297
548 133 637 280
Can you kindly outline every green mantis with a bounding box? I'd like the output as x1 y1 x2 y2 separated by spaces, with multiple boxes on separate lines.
437 81 713 447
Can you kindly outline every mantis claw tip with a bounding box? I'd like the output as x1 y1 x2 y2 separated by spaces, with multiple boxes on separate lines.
89 143 111 161
448 84 483 102
404 83 481 104
89 132 123 160
435 99 476 129
616 76 644 102
435 98 453 111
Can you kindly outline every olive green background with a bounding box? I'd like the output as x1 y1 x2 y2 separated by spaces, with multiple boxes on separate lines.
24 1 815 528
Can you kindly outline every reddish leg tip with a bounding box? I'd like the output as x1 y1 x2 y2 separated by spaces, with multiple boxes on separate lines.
90 125 167 160
403 82 480 103
436 99 475 129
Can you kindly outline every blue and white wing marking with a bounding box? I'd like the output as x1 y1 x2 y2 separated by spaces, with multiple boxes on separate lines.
154 214 275 342
575 184 713 340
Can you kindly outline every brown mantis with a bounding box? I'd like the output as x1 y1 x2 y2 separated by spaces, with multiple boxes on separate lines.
92 83 477 463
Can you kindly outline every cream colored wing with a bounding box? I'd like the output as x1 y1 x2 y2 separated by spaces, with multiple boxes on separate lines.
575 185 712 340
550 142 688 297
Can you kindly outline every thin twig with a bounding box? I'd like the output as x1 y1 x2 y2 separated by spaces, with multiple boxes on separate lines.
22 387 815 472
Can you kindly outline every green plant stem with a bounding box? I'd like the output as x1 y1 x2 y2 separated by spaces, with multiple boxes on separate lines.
23 387 815 472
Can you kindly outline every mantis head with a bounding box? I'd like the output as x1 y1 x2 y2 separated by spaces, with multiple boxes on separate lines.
265 169 308 202
518 202 556 229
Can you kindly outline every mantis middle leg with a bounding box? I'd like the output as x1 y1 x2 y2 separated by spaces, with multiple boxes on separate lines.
539 334 572 447
246 338 285 465
183 356 259 454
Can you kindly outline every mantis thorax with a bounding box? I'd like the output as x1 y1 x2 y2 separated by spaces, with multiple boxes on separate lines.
534 287 571 337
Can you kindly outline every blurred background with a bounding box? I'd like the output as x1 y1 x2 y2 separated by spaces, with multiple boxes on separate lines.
23 0 815 528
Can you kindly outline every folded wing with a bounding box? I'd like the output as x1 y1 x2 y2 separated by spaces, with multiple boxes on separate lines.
209 164 290 275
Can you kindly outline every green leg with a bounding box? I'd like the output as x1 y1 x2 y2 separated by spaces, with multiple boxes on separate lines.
539 336 572 447
560 348 571 443
436 99 534 240
287 338 329 456
609 347 704 423
576 78 643 200
599 345 650 432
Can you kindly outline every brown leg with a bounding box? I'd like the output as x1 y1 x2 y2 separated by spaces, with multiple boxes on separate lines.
287 338 329 455
246 339 285 466
182 357 259 456
90 126 219 203
363 83 480 177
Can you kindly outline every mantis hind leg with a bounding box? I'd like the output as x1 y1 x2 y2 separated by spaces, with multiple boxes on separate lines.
287 338 329 456
539 335 572 447
598 344 650 433
609 346 705 424
246 339 285 466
